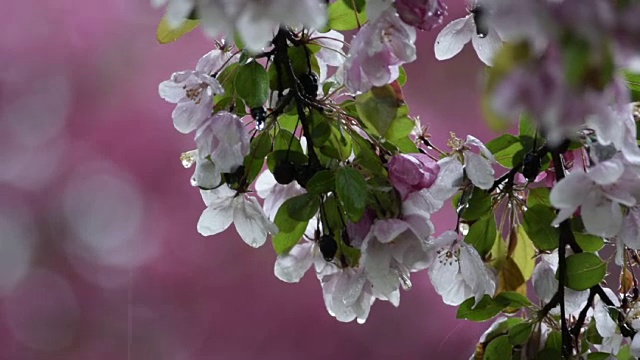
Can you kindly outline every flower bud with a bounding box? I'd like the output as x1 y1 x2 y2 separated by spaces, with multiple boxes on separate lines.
388 153 439 198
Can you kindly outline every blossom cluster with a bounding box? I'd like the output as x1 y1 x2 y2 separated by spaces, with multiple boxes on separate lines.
154 0 640 358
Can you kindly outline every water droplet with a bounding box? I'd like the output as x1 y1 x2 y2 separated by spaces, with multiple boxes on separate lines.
190 176 198 187
256 120 265 131
250 240 259 248
477 33 487 39
399 274 412 291
459 223 470 236
180 150 197 168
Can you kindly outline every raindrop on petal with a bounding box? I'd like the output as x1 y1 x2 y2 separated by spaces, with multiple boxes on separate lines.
180 150 197 168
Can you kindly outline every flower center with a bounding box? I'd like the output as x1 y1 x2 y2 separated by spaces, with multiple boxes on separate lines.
436 247 459 266
184 84 207 105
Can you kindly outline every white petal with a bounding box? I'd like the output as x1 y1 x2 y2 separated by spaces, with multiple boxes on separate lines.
370 219 409 244
192 159 221 189
366 0 393 22
459 244 495 304
233 196 277 248
274 242 315 283
200 186 235 207
197 201 234 236
588 159 624 185
361 238 398 298
550 172 591 209
470 27 502 66
465 135 496 162
158 79 186 103
532 260 557 303
172 101 210 134
430 156 464 202
464 152 494 189
434 17 474 61
632 333 640 358
594 288 619 337
254 170 277 199
582 193 622 237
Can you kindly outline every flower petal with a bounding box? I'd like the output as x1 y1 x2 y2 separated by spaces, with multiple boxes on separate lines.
197 199 234 236
434 16 474 61
464 152 494 189
233 195 278 248
470 26 502 66
274 242 315 283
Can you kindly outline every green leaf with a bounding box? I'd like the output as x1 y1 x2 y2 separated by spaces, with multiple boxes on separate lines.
327 0 366 31
319 123 352 161
383 114 414 141
335 168 368 222
397 66 407 86
483 335 513 360
519 113 537 138
587 353 612 360
626 71 640 91
306 170 335 195
494 291 532 309
266 150 308 173
272 200 309 254
235 61 269 108
322 195 345 236
286 193 320 222
243 155 263 184
574 232 604 252
341 0 365 11
496 256 526 293
273 129 303 153
465 215 497 258
355 85 401 136
527 187 551 208
544 331 562 353
250 131 272 159
563 252 606 291
562 37 590 87
457 295 505 322
461 187 492 221
522 204 559 251
351 132 386 177
508 322 533 346
268 46 319 90
536 348 562 360
512 226 536 281
486 134 524 168
156 16 199 44
616 345 637 360
388 136 419 153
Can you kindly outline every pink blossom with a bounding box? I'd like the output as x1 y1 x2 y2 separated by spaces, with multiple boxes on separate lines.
194 111 250 174
396 0 448 31
343 8 417 93
388 153 439 199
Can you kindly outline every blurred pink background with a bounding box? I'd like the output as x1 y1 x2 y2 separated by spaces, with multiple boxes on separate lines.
0 1 497 359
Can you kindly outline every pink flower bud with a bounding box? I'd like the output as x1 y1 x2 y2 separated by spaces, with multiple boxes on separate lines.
396 0 448 31
388 153 439 199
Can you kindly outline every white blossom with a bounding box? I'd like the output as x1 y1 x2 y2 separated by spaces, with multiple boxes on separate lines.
427 231 496 306
255 169 306 220
531 251 589 316
197 186 278 248
195 111 250 174
593 288 623 356
434 0 503 66
320 268 376 324
550 155 639 237
159 49 234 133
154 0 327 52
